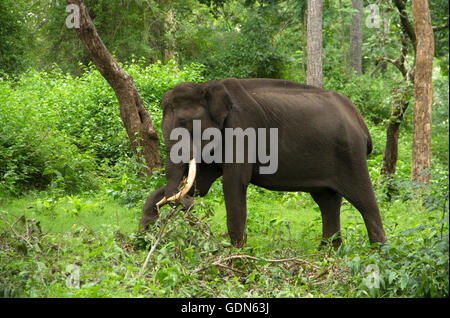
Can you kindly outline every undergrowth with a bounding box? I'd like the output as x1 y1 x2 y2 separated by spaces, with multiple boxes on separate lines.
0 186 447 298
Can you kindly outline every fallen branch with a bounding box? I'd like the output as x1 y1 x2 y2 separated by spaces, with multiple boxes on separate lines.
194 254 320 273
139 206 180 276
215 263 246 274
0 214 35 250
11 215 25 231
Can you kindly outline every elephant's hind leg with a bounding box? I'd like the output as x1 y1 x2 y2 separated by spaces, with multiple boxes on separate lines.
310 189 343 248
339 169 386 245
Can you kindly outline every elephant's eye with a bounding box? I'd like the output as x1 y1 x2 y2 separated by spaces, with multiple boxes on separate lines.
177 118 189 126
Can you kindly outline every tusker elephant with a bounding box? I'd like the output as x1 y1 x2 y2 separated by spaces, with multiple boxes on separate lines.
139 78 386 248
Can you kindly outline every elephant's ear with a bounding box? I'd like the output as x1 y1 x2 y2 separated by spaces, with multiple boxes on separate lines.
204 81 232 129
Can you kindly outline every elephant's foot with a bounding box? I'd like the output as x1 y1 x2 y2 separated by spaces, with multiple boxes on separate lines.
368 229 387 246
229 232 247 248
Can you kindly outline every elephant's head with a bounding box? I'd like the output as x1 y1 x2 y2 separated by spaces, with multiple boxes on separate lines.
141 81 232 225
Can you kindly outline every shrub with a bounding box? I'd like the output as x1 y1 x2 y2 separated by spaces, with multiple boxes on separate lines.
0 75 97 195
0 60 204 196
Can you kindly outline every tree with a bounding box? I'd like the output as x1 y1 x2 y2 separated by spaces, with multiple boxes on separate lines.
349 0 363 76
379 34 412 178
338 0 348 76
411 0 434 184
379 0 415 179
66 0 160 174
307 0 323 87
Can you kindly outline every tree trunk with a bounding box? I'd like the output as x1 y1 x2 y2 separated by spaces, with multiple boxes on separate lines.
349 0 363 76
301 9 307 80
379 6 390 75
380 34 411 179
307 0 323 88
339 0 348 76
393 0 417 50
380 1 415 181
411 0 434 184
381 99 409 176
66 0 160 175
164 7 176 61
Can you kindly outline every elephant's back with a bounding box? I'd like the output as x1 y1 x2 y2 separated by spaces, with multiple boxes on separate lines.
221 77 372 160
223 78 363 130
230 80 373 189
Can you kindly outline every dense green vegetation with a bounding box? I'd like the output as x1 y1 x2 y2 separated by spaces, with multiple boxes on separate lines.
0 0 448 298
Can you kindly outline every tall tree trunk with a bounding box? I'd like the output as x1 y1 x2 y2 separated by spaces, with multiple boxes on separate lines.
339 0 348 75
411 0 434 184
381 99 409 176
380 0 416 180
307 0 323 88
349 0 363 76
380 34 411 178
379 6 390 75
164 7 175 61
301 9 307 80
66 0 160 175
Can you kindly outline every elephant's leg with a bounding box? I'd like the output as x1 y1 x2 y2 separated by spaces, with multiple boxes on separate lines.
339 169 386 245
139 185 166 231
141 186 194 231
222 165 251 247
310 189 342 248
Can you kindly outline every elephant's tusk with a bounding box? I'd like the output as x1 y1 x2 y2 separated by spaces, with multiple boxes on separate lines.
156 158 197 209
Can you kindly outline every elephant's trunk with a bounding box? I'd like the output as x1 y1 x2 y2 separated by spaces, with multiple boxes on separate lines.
156 158 196 209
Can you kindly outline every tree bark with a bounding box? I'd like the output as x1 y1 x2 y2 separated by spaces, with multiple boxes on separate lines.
66 0 160 175
349 0 363 76
411 0 434 184
338 0 348 76
307 0 323 88
302 9 307 80
393 0 417 49
380 38 410 180
164 7 176 61
380 3 414 180
381 98 409 176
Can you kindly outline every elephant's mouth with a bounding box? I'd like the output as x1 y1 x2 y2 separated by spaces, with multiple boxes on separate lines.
156 157 197 210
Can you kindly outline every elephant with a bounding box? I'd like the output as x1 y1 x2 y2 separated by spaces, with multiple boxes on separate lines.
139 78 386 248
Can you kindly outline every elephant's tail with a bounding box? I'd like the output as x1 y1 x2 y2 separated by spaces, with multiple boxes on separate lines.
366 133 373 155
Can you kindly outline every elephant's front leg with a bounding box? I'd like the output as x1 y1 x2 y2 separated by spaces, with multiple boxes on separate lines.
222 165 251 247
140 185 194 232
139 186 166 231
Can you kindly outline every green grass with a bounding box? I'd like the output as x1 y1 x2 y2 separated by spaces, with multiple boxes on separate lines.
0 185 448 298
1 194 139 234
